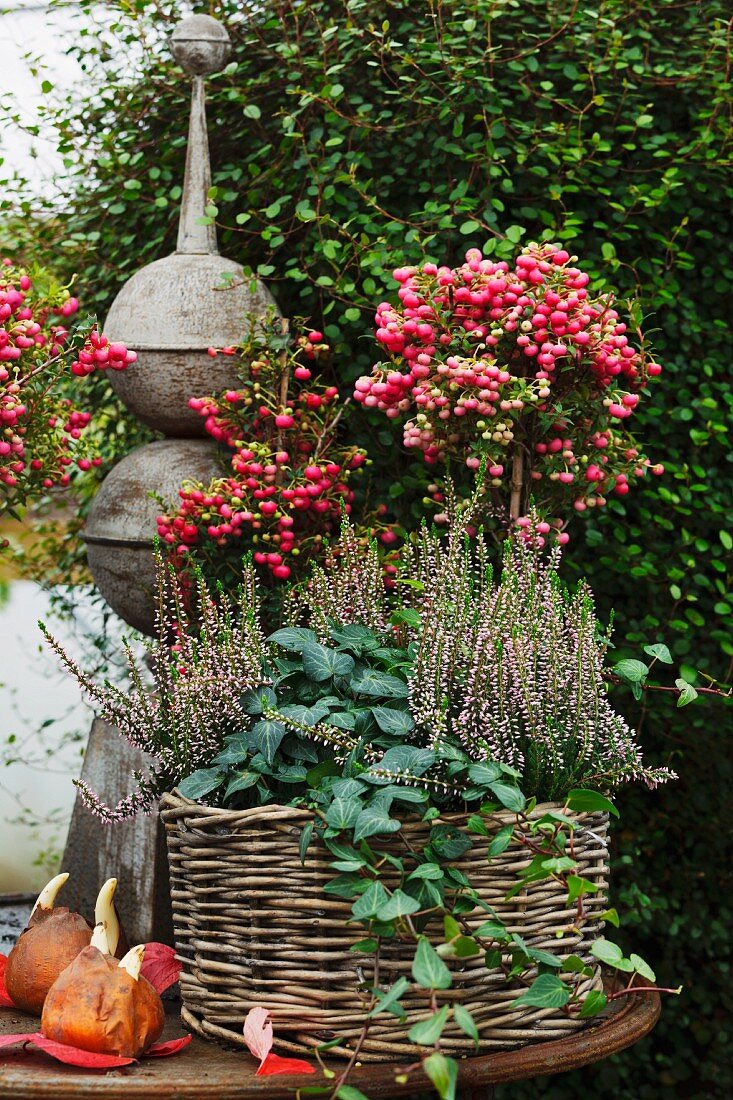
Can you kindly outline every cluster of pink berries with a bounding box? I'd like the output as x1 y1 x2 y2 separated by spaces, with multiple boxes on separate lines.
70 329 137 377
0 260 134 506
158 325 369 581
354 243 662 526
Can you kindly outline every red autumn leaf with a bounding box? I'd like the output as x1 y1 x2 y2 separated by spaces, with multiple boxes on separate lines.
0 1031 36 1050
146 1035 192 1058
0 1030 190 1069
140 942 181 995
256 1052 316 1077
0 1031 134 1067
243 1006 273 1063
0 955 14 1008
30 1034 136 1068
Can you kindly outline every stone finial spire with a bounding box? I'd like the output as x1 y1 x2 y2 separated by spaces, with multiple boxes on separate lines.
170 15 231 256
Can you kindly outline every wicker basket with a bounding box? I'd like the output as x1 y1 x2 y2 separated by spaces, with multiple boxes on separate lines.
161 790 609 1059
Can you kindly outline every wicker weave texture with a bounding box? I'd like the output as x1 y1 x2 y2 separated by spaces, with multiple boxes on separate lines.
161 792 609 1059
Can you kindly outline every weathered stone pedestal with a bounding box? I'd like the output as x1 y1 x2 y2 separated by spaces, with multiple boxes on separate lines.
61 720 173 945
63 14 277 934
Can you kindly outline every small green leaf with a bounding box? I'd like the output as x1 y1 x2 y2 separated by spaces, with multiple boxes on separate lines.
453 1002 479 1045
353 804 402 842
368 976 410 1018
566 875 599 905
488 824 515 857
412 937 452 990
488 781 526 813
240 686 277 715
352 881 389 920
224 771 260 799
408 1005 451 1046
377 889 421 921
302 642 355 681
371 706 415 735
244 103 262 120
408 863 444 881
643 643 673 664
565 789 620 818
629 954 656 982
268 627 318 651
423 1052 458 1100
600 908 620 928
514 973 570 1009
325 796 362 831
675 678 699 706
337 1088 370 1100
299 821 314 865
591 938 624 966
350 938 378 953
178 767 225 801
578 989 608 1018
614 658 649 683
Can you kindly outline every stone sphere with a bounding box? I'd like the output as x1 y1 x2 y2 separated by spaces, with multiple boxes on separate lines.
83 439 224 636
170 15 231 75
104 252 279 436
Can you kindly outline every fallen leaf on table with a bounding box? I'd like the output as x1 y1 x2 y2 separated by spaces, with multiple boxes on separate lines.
243 1007 315 1076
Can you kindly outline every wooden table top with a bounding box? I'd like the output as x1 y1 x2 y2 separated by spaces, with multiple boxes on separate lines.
0 988 660 1098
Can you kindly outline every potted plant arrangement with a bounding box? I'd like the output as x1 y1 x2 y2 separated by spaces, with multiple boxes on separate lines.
42 484 676 1085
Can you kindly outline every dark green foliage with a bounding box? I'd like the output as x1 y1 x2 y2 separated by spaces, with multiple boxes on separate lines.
3 1 732 1094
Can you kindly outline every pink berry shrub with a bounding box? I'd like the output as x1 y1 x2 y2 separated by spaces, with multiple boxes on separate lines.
156 318 369 582
0 259 136 515
354 243 663 536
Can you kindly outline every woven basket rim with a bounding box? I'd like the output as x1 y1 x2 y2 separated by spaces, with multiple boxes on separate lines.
161 787 608 831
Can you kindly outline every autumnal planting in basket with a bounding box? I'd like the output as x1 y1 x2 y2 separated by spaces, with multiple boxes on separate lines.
43 479 678 1074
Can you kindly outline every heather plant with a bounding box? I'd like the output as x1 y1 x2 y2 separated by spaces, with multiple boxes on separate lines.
39 548 267 820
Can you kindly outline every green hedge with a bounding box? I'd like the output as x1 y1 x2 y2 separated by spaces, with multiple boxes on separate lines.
3 1 731 1094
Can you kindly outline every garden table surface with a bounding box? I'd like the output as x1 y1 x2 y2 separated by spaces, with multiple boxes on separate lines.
0 983 659 1100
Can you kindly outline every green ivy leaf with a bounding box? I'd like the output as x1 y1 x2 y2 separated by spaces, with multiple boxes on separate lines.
675 678 699 706
643 643 673 664
453 1003 479 1045
423 1052 458 1100
178 767 225 801
514 973 571 1009
240 685 277 715
377 889 421 921
350 668 409 697
268 627 318 652
368 976 410 1018
408 1005 451 1046
370 706 415 735
224 771 260 799
565 789 620 818
614 658 649 683
301 642 355 681
353 803 402 842
351 880 389 920
629 954 657 982
325 796 362 831
412 936 453 990
577 989 608 1018
299 821 314 865
246 719 287 764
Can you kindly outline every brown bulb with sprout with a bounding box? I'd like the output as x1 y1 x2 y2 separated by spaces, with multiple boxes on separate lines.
5 875 125 1014
41 924 165 1058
